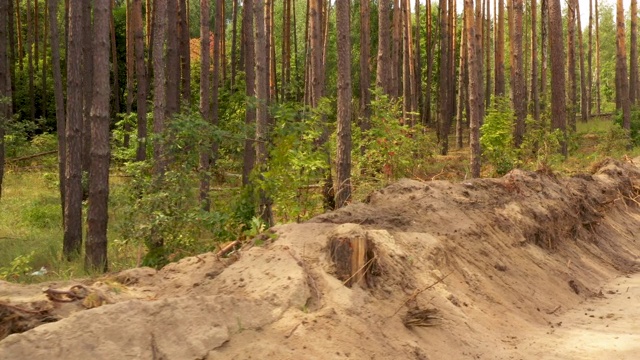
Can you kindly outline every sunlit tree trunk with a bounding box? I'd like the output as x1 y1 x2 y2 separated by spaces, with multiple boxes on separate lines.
466 0 481 178
540 0 548 106
376 0 391 95
617 0 631 138
438 0 450 154
166 0 180 115
391 0 401 98
133 0 148 161
595 0 601 114
567 0 577 131
335 0 351 208
48 0 65 219
230 0 238 89
457 8 468 149
548 0 567 155
630 0 638 104
81 0 93 175
424 0 434 126
125 0 135 147
359 0 371 126
86 0 110 272
152 0 168 178
0 0 10 198
199 0 212 209
588 0 593 114
242 0 256 185
511 0 526 146
530 0 539 120
27 0 35 122
576 1 588 123
179 0 191 103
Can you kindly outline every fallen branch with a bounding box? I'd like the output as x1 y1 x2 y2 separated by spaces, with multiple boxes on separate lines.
44 284 89 303
389 271 453 318
7 150 57 162
546 305 562 315
216 240 240 257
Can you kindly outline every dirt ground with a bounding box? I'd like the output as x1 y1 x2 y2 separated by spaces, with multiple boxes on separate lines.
1 158 640 359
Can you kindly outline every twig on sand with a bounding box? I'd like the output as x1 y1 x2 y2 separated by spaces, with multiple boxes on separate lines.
546 305 562 315
389 271 453 318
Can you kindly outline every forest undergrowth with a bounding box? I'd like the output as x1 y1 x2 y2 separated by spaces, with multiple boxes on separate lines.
1 113 639 283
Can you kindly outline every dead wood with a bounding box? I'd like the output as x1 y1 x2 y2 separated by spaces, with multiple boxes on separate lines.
6 150 58 162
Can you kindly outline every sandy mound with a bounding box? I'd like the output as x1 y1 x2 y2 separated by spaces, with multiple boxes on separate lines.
1 158 640 359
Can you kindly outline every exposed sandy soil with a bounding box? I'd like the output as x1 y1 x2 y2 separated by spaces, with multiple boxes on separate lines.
1 158 640 359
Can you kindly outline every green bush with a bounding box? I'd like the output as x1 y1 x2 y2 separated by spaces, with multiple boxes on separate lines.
613 107 639 147
480 97 517 175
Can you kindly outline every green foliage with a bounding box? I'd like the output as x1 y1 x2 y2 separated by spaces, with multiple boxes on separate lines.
520 114 566 170
353 89 435 183
111 112 139 164
597 123 630 155
0 252 35 281
613 107 640 147
480 97 517 175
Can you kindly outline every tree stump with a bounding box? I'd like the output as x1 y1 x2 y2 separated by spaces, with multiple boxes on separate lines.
328 224 373 287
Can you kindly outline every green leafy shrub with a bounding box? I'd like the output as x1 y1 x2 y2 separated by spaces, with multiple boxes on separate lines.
613 107 639 147
0 252 35 281
520 114 566 170
480 97 517 175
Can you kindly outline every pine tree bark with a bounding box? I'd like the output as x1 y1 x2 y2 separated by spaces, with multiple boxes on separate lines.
359 0 371 124
0 0 9 198
530 0 539 120
254 0 273 226
577 1 588 123
414 0 422 123
595 0 601 113
424 0 434 125
27 0 35 122
109 0 120 118
166 0 180 115
42 0 47 120
335 0 351 208
48 0 65 219
588 0 593 113
133 0 148 161
126 0 135 146
391 0 401 98
548 0 567 155
540 0 548 104
198 0 212 209
456 8 468 149
152 0 168 178
179 0 191 103
242 0 256 185
7 0 15 113
567 0 577 131
402 0 415 124
466 0 481 178
438 0 450 154
376 0 391 95
86 0 110 272
630 0 638 104
82 0 93 174
617 0 631 139
309 0 323 107
511 0 526 147
484 0 491 109
230 0 238 89
15 0 23 72
64 0 85 259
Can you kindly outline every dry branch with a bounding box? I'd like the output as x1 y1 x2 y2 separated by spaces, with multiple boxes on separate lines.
7 150 58 162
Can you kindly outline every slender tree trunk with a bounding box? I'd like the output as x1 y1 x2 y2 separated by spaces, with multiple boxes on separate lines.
86 0 110 272
595 0 601 114
438 0 450 154
230 0 238 89
49 0 65 220
466 0 481 178
242 0 256 185
309 0 323 107
152 0 168 179
548 0 567 155
125 0 134 147
511 0 526 146
402 0 415 124
27 0 35 122
146 0 153 82
617 0 631 140
530 0 539 120
82 1 93 175
269 0 277 102
484 0 491 109
630 0 638 104
0 0 9 198
577 1 588 123
588 0 593 114
15 0 23 72
391 0 401 98
34 0 38 72
414 0 422 123
376 0 391 95
42 0 47 120
166 0 180 115
424 0 433 125
109 0 120 120
540 0 548 105
208 0 222 188
133 0 148 161
335 0 351 208
457 8 468 149
281 0 290 101
179 0 191 103
64 0 85 259
254 0 274 226
8 0 15 114
198 0 212 209
474 0 484 121
567 0 577 131
359 0 371 126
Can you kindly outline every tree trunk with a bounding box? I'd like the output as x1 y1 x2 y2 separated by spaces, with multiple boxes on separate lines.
7 0 15 114
335 0 351 208
511 0 526 147
630 0 638 104
548 0 567 155
576 1 588 123
309 0 323 107
466 0 481 178
595 0 601 113
230 0 238 89
27 0 35 122
126 0 135 147
281 0 290 100
254 0 273 226
64 0 85 259
540 0 548 105
242 0 256 185
15 0 23 72
359 0 371 126
567 0 576 131
42 0 47 120
34 0 38 72
198 0 211 209
402 0 415 124
166 0 180 115
617 0 631 140
86 0 110 272
456 8 468 149
109 0 120 120
133 0 148 161
391 0 401 98
0 0 9 198
530 0 539 120
414 0 422 124
588 0 593 114
376 0 391 95
48 0 65 221
438 0 450 154
484 0 491 109
179 0 191 104
82 0 93 175
152 0 168 179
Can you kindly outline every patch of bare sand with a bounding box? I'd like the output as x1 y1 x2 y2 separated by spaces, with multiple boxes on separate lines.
1 158 640 359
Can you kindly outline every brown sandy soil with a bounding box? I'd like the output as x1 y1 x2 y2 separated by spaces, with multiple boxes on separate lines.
1 158 639 359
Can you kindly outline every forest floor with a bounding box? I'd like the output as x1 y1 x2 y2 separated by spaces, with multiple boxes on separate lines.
1 154 640 359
